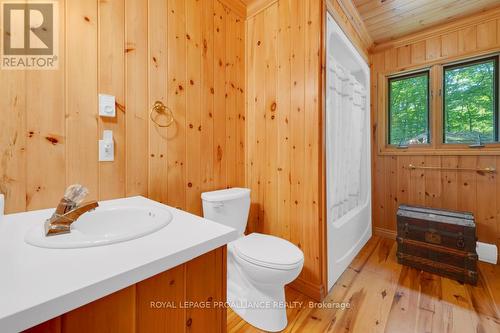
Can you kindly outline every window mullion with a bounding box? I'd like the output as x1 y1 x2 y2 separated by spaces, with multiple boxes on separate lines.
432 65 443 149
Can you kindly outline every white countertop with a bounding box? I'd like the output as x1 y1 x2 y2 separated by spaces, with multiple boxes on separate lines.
0 196 238 333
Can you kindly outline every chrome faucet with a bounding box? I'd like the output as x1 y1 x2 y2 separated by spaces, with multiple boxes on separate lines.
44 185 99 236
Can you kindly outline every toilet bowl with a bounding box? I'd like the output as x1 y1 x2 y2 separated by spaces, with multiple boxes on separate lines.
228 233 303 331
202 188 304 332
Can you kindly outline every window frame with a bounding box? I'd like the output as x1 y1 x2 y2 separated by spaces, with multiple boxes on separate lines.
442 55 499 145
387 70 431 147
378 52 500 156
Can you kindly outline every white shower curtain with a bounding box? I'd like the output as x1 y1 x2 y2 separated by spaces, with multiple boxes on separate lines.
327 58 366 222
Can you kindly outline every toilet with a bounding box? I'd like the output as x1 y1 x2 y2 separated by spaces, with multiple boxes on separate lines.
202 188 304 332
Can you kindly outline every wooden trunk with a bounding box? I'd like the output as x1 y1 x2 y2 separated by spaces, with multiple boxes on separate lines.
396 205 478 285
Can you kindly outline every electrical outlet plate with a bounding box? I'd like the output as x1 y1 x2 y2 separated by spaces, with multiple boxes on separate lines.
99 130 114 162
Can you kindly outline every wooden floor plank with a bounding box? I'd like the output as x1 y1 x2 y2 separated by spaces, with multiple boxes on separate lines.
465 267 500 332
478 261 500 314
228 236 500 333
441 277 479 333
385 266 422 333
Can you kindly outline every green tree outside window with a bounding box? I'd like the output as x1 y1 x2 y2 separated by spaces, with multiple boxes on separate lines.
389 72 429 145
444 59 497 144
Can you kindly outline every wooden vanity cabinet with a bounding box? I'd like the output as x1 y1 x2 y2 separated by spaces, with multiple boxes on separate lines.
24 246 227 333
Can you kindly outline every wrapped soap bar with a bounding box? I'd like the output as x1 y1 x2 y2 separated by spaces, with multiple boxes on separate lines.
54 185 89 215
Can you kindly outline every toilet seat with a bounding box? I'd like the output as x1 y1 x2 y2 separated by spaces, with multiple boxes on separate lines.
232 233 304 270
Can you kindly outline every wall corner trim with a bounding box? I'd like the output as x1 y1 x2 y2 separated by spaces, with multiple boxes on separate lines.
218 0 247 19
245 0 278 19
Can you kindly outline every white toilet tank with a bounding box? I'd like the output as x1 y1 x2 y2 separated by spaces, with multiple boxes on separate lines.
201 188 251 235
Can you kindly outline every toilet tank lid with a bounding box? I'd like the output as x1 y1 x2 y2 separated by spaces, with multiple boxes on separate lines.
201 188 250 202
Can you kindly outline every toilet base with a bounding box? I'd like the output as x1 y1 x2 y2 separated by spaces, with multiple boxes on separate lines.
228 284 287 332
227 249 291 332
229 300 287 332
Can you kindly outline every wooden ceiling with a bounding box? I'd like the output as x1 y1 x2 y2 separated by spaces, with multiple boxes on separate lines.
354 0 500 44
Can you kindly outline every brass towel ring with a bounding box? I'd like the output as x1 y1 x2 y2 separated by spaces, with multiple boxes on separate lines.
150 101 174 128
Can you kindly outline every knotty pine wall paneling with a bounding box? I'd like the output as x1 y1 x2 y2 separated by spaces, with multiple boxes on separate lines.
370 8 500 254
125 0 149 197
246 0 370 300
0 0 245 217
99 0 126 201
66 0 99 202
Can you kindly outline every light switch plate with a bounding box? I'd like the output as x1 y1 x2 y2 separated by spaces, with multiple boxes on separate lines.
99 94 116 117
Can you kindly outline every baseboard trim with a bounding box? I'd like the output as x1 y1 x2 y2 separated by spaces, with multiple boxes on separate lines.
289 277 325 302
374 227 397 240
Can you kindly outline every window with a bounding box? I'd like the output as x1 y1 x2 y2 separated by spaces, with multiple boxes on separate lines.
443 57 498 144
388 71 430 145
383 54 500 151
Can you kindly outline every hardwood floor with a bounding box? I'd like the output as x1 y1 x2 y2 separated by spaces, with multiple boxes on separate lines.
227 236 500 332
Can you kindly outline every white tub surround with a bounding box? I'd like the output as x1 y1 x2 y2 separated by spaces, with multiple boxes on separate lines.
0 196 238 333
326 14 372 290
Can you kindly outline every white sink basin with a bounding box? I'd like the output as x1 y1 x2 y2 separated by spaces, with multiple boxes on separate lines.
24 205 172 249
